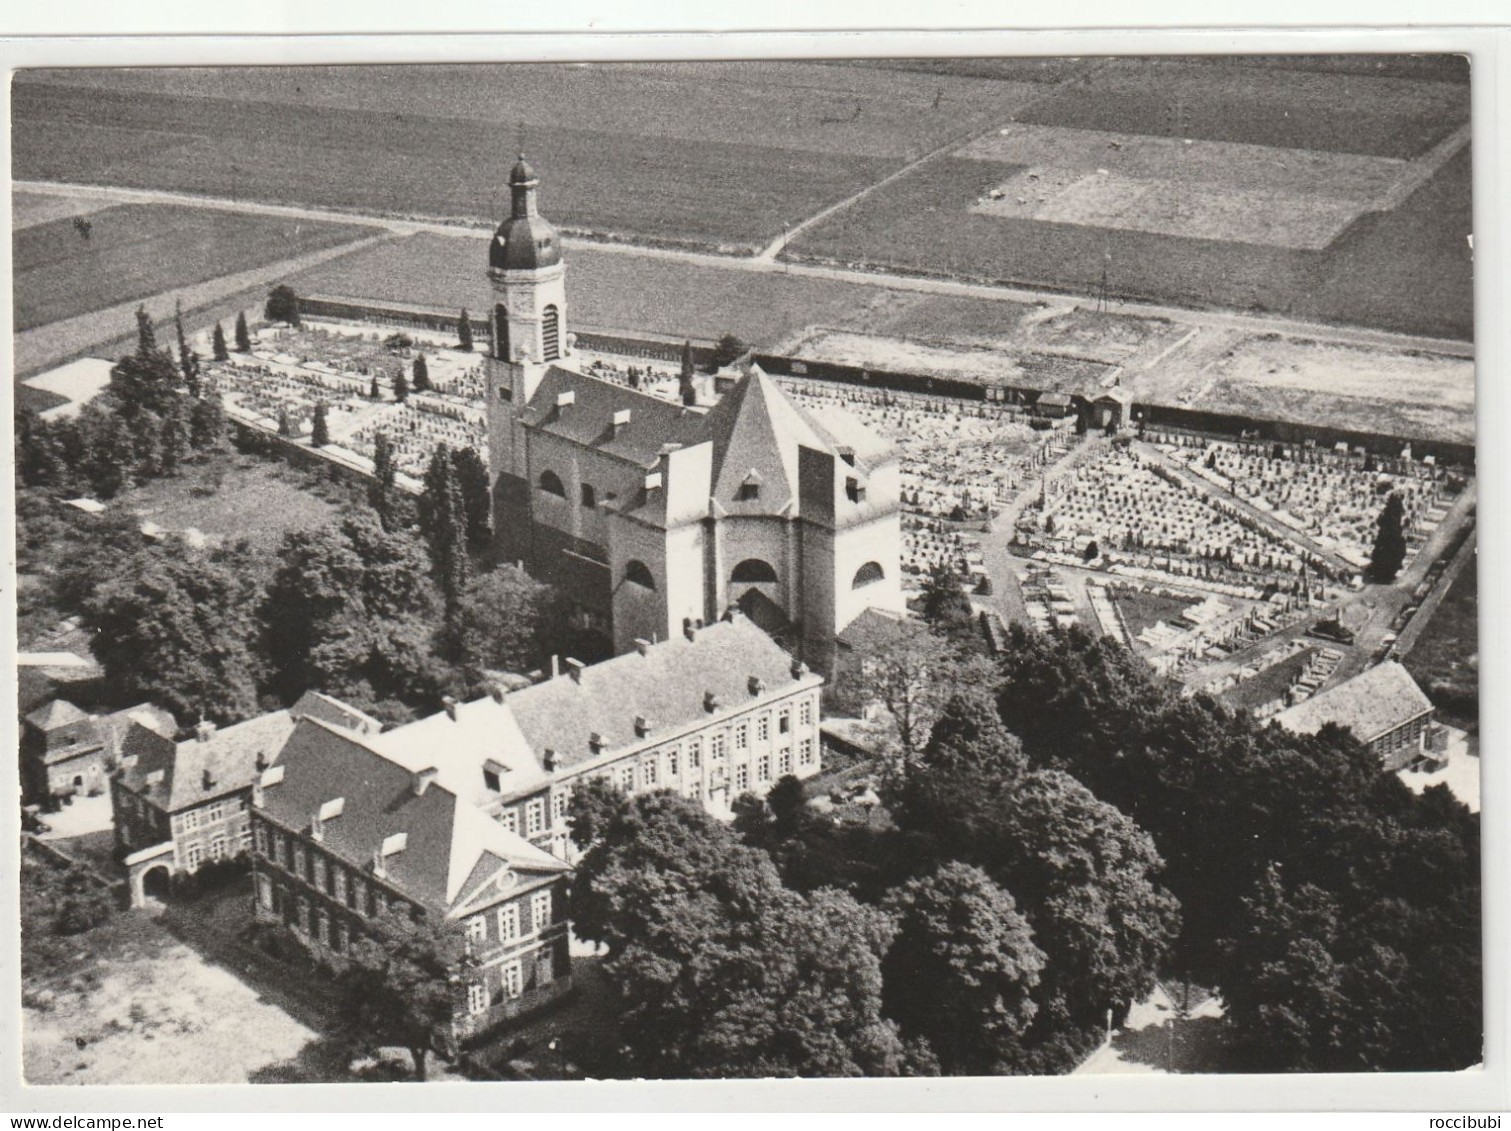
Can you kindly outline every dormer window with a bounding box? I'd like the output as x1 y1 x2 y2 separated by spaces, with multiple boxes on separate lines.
484 768 501 792
738 471 762 502
846 477 866 504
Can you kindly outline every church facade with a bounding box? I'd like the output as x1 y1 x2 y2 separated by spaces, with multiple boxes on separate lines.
484 157 904 665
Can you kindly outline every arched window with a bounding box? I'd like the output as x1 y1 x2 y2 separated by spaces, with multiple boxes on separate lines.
538 470 566 497
580 483 596 508
494 304 510 361
731 558 778 584
852 561 885 589
624 560 656 590
542 305 560 362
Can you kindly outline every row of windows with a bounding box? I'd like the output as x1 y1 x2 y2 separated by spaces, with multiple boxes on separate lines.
465 947 557 1016
260 875 357 955
181 827 252 870
176 797 244 832
255 820 392 920
599 735 817 799
463 889 554 952
496 793 565 838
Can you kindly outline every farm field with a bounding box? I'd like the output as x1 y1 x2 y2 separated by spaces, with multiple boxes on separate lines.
12 202 374 332
281 230 1050 350
12 188 115 231
12 63 1044 252
789 328 1113 392
1014 57 1469 159
787 147 1474 341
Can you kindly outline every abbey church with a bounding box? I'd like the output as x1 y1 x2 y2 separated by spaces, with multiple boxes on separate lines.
483 156 904 665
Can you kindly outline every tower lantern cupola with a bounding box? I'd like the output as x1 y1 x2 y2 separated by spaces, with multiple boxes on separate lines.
490 152 562 272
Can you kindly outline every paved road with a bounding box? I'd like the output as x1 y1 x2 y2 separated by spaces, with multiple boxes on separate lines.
16 178 1475 360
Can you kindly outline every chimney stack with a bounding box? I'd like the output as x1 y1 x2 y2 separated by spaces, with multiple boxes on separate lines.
412 767 438 796
644 470 663 493
442 696 458 721
612 408 632 435
748 676 765 697
704 691 720 714
543 748 559 772
634 715 651 738
588 733 605 755
634 638 652 656
550 654 561 679
791 658 809 680
201 768 215 791
565 657 585 683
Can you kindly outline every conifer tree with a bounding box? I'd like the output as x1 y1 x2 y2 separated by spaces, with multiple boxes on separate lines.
369 373 381 401
413 353 430 392
311 402 330 448
234 311 252 353
1368 492 1408 584
369 430 399 531
679 340 697 406
277 407 295 438
173 299 202 398
394 368 409 404
457 309 473 352
211 321 230 362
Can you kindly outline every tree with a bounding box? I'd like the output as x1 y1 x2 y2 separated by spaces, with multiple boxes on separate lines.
393 368 409 404
419 446 471 637
572 792 914 1078
369 373 381 401
277 407 295 438
82 541 268 723
234 310 252 353
679 340 697 405
262 512 446 712
457 309 473 352
337 905 460 1080
711 333 749 369
158 404 191 475
1083 539 1100 562
566 775 631 852
211 321 230 362
311 402 331 447
450 446 492 550
455 566 551 675
1367 492 1408 584
412 353 431 392
189 389 226 451
173 299 202 398
882 863 1046 1075
369 430 401 530
919 564 978 645
265 284 300 326
110 306 182 418
848 618 994 765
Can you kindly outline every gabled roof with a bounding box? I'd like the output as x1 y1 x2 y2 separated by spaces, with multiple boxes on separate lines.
374 694 547 808
263 719 568 914
119 710 297 812
290 690 382 737
507 614 820 771
520 367 708 469
836 606 913 653
1274 661 1434 744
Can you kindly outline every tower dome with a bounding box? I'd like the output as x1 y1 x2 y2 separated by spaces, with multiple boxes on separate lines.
490 153 562 272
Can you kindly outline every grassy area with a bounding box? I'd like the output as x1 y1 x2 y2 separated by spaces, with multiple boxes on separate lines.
112 447 347 549
13 202 373 332
12 62 1042 252
21 858 319 1085
1109 587 1201 640
1403 560 1478 730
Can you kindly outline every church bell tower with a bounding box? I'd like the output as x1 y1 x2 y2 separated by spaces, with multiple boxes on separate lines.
486 155 569 552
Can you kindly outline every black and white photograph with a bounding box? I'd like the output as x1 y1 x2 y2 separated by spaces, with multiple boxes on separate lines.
4 33 1493 1103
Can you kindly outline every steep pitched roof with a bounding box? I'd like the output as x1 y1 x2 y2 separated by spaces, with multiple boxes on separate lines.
263 719 567 914
1275 661 1434 744
290 690 382 737
374 694 547 808
119 710 297 812
25 699 91 731
700 367 880 516
520 366 707 469
507 615 820 771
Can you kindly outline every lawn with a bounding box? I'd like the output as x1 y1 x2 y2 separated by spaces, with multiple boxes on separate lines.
1403 558 1478 730
1108 586 1201 641
786 148 1473 341
12 202 374 332
11 63 1044 252
21 855 318 1085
